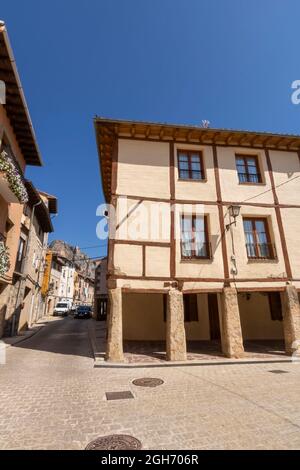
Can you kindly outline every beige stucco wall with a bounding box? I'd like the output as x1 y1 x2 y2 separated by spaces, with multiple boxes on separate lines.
184 294 211 340
117 139 170 199
115 197 170 243
114 244 143 277
123 293 211 341
174 144 217 201
145 246 170 277
114 139 300 290
225 205 286 279
175 204 224 279
218 146 273 204
123 293 165 340
239 292 284 340
281 208 300 279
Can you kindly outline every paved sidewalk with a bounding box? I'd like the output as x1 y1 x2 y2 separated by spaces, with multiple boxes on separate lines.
1 316 300 450
1 316 62 348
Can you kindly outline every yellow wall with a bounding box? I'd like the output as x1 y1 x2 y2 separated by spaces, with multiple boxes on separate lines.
123 293 165 340
270 150 300 205
238 292 284 340
174 144 217 201
117 139 170 199
115 138 300 291
123 293 211 341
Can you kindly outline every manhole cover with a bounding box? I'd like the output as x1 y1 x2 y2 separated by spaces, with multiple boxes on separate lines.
106 391 134 400
132 377 164 387
86 434 142 450
269 370 289 374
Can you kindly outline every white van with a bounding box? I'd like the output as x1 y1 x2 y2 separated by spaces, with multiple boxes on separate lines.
53 302 70 317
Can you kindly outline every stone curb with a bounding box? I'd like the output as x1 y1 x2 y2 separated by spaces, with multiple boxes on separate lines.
87 320 106 361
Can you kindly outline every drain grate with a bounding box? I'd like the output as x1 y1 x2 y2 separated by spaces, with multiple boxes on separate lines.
106 391 134 401
86 434 142 450
132 377 164 388
269 370 289 374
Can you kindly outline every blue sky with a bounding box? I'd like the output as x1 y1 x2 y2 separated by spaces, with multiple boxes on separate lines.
2 0 300 258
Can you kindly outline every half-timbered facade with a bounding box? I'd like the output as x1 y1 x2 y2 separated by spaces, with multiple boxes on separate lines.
94 117 300 362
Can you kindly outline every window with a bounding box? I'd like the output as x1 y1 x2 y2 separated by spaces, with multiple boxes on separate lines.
268 292 283 321
181 215 210 259
235 155 262 184
178 150 204 180
243 218 274 259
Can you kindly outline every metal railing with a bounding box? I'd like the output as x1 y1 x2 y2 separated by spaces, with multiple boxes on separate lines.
238 172 261 184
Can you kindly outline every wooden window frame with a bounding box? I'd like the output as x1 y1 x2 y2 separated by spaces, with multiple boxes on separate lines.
177 149 206 181
243 217 275 260
235 154 262 184
180 214 211 260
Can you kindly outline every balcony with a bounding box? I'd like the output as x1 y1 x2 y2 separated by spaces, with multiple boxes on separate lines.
246 243 276 260
0 171 20 203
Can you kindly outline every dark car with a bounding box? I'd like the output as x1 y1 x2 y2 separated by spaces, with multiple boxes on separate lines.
74 305 92 319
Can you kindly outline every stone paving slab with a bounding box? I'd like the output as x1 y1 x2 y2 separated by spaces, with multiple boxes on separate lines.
1 316 300 450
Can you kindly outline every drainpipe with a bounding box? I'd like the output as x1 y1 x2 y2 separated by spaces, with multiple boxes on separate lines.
11 200 42 336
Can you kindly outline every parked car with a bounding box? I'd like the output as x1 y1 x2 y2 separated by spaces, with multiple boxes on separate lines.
74 305 92 319
53 302 70 317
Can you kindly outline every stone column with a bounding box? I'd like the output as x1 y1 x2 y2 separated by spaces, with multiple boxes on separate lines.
282 285 300 355
106 287 124 362
220 287 244 358
166 288 187 361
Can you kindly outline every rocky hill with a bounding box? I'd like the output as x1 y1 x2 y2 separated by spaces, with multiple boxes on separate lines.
49 240 100 279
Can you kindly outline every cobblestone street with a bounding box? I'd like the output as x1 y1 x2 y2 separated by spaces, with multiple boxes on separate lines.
1 317 300 450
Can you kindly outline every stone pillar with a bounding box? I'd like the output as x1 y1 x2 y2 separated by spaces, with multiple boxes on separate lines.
282 285 300 355
220 287 244 358
106 287 124 362
166 288 187 361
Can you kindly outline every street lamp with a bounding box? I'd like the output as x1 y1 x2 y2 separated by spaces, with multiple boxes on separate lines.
226 205 241 230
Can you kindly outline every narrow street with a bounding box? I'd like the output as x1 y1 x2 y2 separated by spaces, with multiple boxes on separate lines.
1 317 300 450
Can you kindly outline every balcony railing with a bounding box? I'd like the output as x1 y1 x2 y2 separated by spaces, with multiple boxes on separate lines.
246 243 276 260
181 241 212 260
238 172 261 184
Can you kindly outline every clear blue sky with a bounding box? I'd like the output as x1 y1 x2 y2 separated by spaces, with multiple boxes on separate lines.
2 0 300 258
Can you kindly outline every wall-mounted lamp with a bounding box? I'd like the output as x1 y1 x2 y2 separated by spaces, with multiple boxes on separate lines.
226 205 241 230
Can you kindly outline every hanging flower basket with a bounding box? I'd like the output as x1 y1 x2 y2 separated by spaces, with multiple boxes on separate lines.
0 241 10 277
0 150 28 203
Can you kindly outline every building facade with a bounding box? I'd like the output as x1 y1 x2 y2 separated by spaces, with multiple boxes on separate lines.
95 117 300 362
0 22 43 337
12 183 57 332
